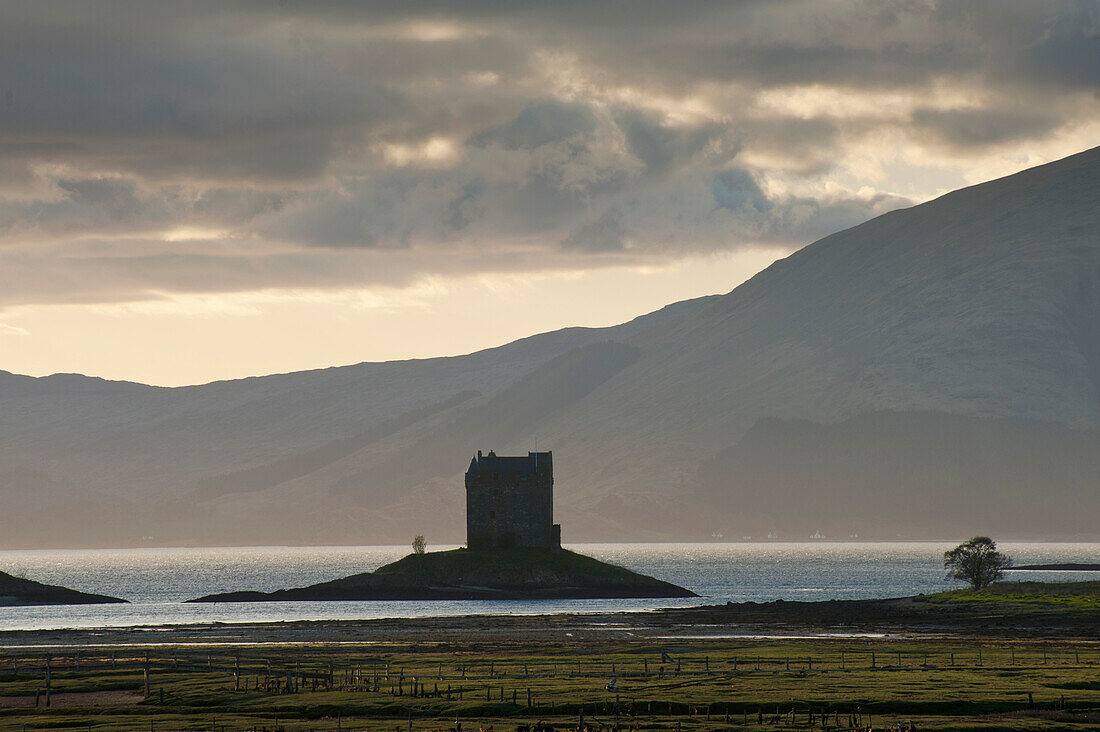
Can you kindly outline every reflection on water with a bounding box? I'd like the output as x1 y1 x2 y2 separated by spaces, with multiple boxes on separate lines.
0 542 1096 631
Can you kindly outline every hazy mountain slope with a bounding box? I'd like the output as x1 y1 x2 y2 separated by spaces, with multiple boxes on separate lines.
697 412 1100 540
1 148 1097 547
520 146 1100 522
199 146 1099 545
0 297 709 507
136 342 643 546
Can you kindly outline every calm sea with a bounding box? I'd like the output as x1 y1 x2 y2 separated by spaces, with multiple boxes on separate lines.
1 542 1097 631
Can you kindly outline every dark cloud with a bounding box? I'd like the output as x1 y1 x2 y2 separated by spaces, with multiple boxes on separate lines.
470 101 597 150
616 111 730 180
910 107 1066 149
1023 4 1100 89
563 211 629 252
56 178 142 216
0 0 1095 307
711 168 772 214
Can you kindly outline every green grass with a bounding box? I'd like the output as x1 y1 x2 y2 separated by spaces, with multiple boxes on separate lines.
2 637 1100 730
921 581 1100 607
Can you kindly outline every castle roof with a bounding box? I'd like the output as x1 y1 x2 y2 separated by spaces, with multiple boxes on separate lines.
466 450 552 476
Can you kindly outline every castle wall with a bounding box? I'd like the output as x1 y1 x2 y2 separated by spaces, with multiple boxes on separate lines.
466 451 559 550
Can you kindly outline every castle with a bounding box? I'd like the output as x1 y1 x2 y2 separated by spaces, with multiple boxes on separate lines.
465 449 561 550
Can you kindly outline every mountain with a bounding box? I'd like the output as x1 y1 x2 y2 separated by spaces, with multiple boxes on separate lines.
0 296 713 547
1 147 1097 547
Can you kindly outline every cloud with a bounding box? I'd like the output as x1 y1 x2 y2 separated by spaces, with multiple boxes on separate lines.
712 169 773 214
910 106 1069 149
471 101 597 150
0 323 29 336
0 0 1095 308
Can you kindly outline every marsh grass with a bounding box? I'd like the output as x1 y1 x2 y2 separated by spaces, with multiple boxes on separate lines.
2 636 1100 730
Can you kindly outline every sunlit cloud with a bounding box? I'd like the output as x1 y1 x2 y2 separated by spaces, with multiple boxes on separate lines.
161 227 233 243
380 137 461 168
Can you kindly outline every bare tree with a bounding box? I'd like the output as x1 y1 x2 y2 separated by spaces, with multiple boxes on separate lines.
412 535 426 555
944 536 1012 589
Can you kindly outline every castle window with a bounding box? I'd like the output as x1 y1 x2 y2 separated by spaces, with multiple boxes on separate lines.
489 510 495 519
493 472 499 481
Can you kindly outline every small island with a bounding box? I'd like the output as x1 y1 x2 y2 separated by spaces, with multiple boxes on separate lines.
190 449 695 602
189 546 695 602
0 570 127 606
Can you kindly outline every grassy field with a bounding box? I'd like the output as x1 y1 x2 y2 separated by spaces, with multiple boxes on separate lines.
3 582 1099 730
2 636 1100 731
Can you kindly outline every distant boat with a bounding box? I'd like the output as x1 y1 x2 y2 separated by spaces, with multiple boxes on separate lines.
766 532 780 539
809 531 826 540
710 531 724 539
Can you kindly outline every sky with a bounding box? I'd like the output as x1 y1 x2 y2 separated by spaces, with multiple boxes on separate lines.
1 1 1097 386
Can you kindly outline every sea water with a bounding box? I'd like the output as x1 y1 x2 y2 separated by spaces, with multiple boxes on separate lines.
0 542 1097 631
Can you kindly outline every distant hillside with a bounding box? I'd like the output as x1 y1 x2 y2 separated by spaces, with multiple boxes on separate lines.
1 147 1098 547
0 297 710 547
697 412 1100 539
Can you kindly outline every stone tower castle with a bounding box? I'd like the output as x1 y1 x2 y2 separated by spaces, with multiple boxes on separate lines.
465 449 561 550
